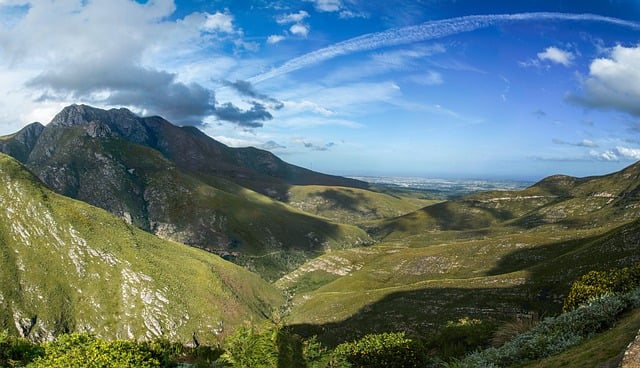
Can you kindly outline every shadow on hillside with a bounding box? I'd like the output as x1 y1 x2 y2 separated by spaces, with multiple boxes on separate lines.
288 284 546 347
288 220 640 347
314 189 379 217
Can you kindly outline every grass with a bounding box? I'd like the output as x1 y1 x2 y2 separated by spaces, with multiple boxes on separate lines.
286 185 435 224
0 153 285 344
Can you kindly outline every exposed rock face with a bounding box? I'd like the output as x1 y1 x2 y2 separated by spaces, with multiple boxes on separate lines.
621 329 640 368
0 122 45 162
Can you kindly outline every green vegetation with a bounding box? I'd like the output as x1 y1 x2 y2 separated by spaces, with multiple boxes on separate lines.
449 288 640 367
0 153 284 344
563 262 640 311
6 105 640 366
333 332 427 368
286 185 435 224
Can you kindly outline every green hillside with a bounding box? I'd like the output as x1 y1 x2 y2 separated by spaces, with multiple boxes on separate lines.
280 163 640 345
0 153 284 344
285 185 435 224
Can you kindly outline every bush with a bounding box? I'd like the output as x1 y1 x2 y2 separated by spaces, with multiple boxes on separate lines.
0 330 43 366
563 263 640 311
426 317 496 360
29 333 163 368
217 321 348 368
334 332 427 368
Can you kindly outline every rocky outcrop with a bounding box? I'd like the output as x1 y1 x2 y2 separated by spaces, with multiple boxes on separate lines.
621 329 640 367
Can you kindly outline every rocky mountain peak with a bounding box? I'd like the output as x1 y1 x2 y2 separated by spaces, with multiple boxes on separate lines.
50 104 150 143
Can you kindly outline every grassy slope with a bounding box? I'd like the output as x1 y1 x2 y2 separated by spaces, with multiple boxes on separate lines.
24 129 372 281
281 163 640 344
0 153 284 344
285 185 435 224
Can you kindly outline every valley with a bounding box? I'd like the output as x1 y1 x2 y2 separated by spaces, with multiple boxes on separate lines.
1 105 639 366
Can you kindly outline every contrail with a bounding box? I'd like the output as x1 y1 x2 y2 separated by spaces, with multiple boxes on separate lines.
249 12 640 84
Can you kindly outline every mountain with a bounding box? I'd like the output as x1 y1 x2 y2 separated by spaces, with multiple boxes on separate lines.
45 104 368 199
0 105 372 280
0 153 284 343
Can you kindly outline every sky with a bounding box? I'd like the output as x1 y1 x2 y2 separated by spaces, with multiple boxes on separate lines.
1 1 640 180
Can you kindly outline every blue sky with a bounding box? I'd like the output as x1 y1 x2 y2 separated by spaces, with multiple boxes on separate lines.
1 1 640 180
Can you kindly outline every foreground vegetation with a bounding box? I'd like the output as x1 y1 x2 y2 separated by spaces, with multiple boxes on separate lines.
3 264 639 367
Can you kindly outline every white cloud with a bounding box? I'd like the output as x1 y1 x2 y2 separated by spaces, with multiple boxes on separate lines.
308 0 342 12
275 10 309 39
590 149 618 161
290 23 310 37
537 46 574 66
283 100 335 116
203 11 235 33
267 35 286 44
250 12 640 84
276 10 309 24
569 45 640 116
589 146 640 161
616 146 640 160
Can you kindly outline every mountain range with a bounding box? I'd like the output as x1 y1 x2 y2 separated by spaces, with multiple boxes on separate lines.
0 104 374 280
1 104 640 363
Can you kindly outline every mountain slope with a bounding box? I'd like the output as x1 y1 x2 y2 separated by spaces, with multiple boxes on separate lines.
0 105 372 279
44 104 368 199
0 153 284 343
285 185 434 224
373 161 640 240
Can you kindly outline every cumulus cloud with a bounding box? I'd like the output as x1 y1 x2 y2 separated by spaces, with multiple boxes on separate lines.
0 0 264 126
203 11 235 33
276 10 309 24
567 45 640 116
290 23 310 37
537 46 574 66
306 0 343 12
589 146 640 161
272 9 310 41
267 35 286 44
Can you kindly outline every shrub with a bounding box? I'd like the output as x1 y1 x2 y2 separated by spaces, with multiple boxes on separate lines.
334 332 427 368
29 333 163 368
0 330 43 366
563 263 640 311
427 317 496 360
217 321 347 368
